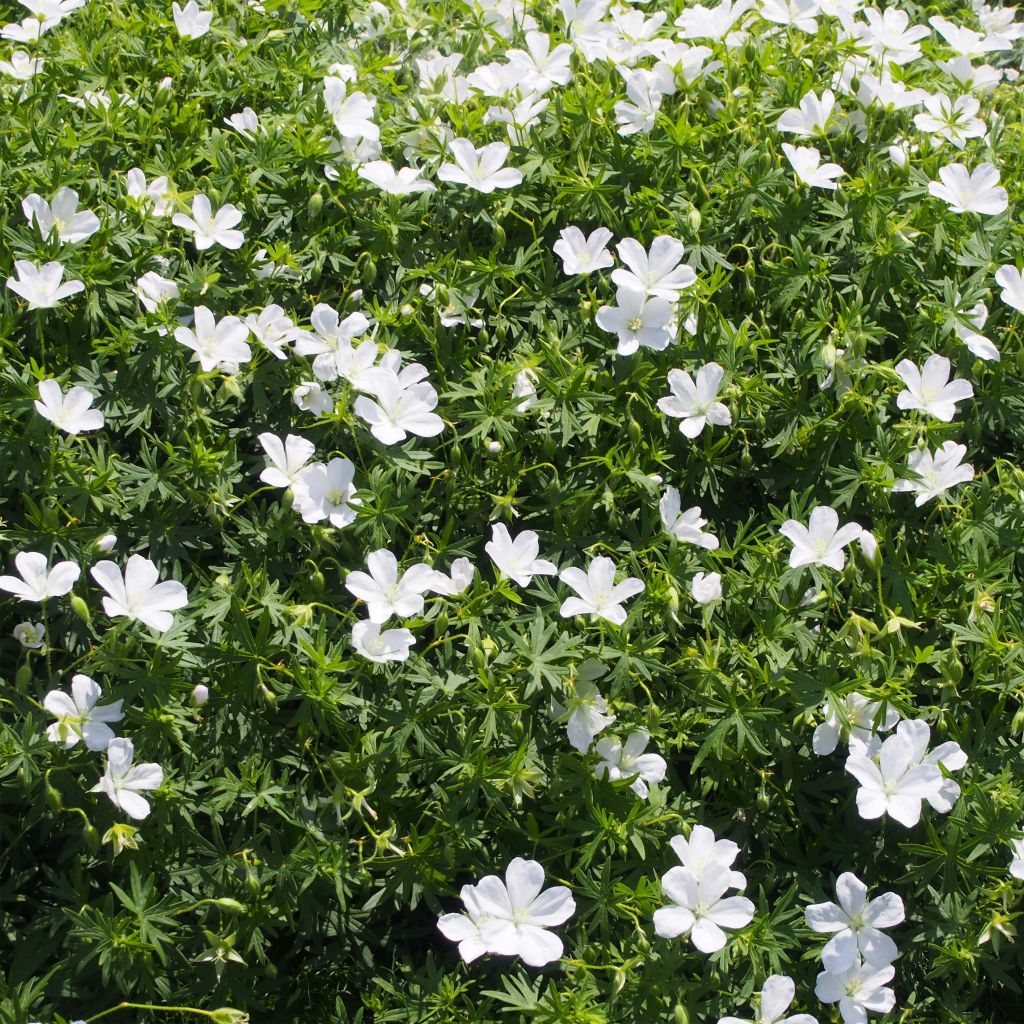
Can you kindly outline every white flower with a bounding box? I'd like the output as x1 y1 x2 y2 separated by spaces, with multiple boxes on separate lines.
438 858 576 968
611 235 696 301
596 285 674 355
90 555 188 633
512 368 539 412
245 304 305 360
891 441 974 506
780 506 862 571
351 620 415 663
558 556 644 625
345 549 437 624
895 354 973 421
658 363 732 439
429 557 476 596
550 668 615 753
90 737 163 820
506 31 574 89
675 0 753 43
928 162 1008 214
760 0 820 33
485 524 558 586
553 225 614 275
437 138 523 193
22 187 99 244
0 50 44 79
258 433 315 488
172 0 212 38
293 303 372 380
1010 838 1024 880
595 730 667 798
6 259 84 309
654 861 755 953
354 372 444 445
778 89 837 137
660 487 719 549
132 271 179 312
952 300 998 361
172 194 244 250
668 824 747 886
782 144 845 190
929 15 1011 58
96 533 118 553
913 93 986 149
814 960 896 1024
175 306 251 373
44 674 124 751
692 571 722 605
192 684 209 706
224 107 260 137
13 620 45 648
0 551 80 601
614 68 668 136
995 265 1024 313
290 458 360 527
718 974 819 1024
34 378 104 434
324 78 379 141
813 692 899 757
857 530 880 568
293 381 334 415
126 168 172 216
806 873 904 972
357 161 436 195
852 8 929 64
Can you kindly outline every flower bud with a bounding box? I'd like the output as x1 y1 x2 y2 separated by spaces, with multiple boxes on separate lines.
210 1009 250 1024
45 784 62 811
15 663 32 688
83 823 100 851
69 594 91 624
192 684 210 706
858 530 882 569
674 1004 690 1024
487 440 501 454
96 533 118 552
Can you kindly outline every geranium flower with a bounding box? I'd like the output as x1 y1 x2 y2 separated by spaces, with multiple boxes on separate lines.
0 551 80 601
596 285 674 355
293 381 334 415
345 549 437 624
929 15 1011 58
913 93 985 148
692 571 722 604
658 363 732 438
780 506 863 571
675 0 753 44
34 378 104 434
351 620 415 663
438 858 575 968
594 729 667 797
668 825 747 887
429 557 475 596
614 69 668 136
172 194 244 250
718 974 819 1024
90 555 188 632
6 259 84 308
611 235 696 300
90 738 163 820
506 31 574 89
814 959 896 1024
782 144 845 190
891 441 974 506
126 168 172 216
172 0 212 38
813 692 899 757
952 301 998 361
294 303 371 380
13 620 45 648
778 89 837 137
175 307 252 373
654 861 755 953
512 368 539 411
760 0 819 33
224 107 260 137
132 271 179 312
354 373 444 444
927 163 1008 214
852 8 929 64
558 556 644 625
550 666 615 752
485 524 558 586
290 457 360 527
894 354 973 421
257 433 315 488
324 78 379 141
44 674 124 751
660 487 719 548
1010 839 1024 880
245 305 306 359
22 187 99 244
0 49 44 79
357 161 436 195
995 265 1024 313
437 138 523 192
805 873 904 972
553 225 614 275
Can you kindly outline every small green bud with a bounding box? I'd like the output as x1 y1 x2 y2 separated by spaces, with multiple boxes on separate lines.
212 897 246 914
210 1008 250 1024
674 1004 690 1024
83 824 100 851
69 594 91 624
15 664 32 689
45 785 62 811
307 191 323 219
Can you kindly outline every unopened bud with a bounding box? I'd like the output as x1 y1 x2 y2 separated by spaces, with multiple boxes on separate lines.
858 530 881 569
96 533 117 552
192 684 210 706
69 594 91 624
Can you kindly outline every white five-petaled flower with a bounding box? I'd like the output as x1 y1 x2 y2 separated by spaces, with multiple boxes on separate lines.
778 89 837 137
345 549 437 624
437 857 576 968
718 974 819 1024
0 551 80 602
293 381 334 416
357 161 437 195
290 457 360 528
559 556 644 625
437 139 523 193
90 737 164 820
294 302 371 380
891 441 974 506
172 0 212 38
814 959 896 1024
612 235 696 301
913 93 986 149
90 555 188 632
658 363 732 439
668 825 747 887
927 162 1008 215
654 861 755 953
351 621 415 663
806 873 904 972
132 271 179 313
6 259 84 308
995 265 1024 314
894 354 973 421
353 372 444 445
257 433 315 489
172 194 244 250
174 306 252 373
13 620 45 648
813 692 900 758
596 284 674 355
245 304 306 360
126 168 173 217
485 524 558 587
224 107 260 137
553 225 614 275
34 378 104 434
782 144 846 190
952 300 999 361
429 557 475 597
594 729 667 798
660 486 719 549
44 674 124 751
550 662 615 752
22 187 100 244
780 506 863 571
692 571 722 605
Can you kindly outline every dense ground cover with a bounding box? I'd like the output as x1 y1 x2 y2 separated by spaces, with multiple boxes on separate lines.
2 0 1024 1022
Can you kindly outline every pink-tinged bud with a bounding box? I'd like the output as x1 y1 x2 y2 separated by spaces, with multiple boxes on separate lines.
192 684 210 706
96 533 118 552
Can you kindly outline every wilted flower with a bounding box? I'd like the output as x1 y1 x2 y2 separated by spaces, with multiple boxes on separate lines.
13 620 45 648
293 381 334 415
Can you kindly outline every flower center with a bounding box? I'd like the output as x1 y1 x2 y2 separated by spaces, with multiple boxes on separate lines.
627 316 644 332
